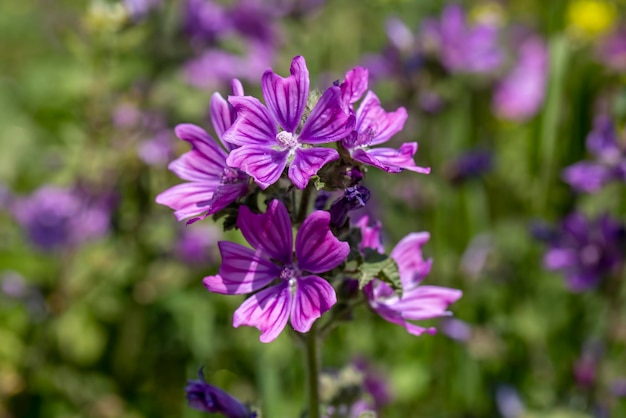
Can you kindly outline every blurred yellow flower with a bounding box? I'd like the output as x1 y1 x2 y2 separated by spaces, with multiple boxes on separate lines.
83 1 128 33
470 2 506 27
567 0 617 38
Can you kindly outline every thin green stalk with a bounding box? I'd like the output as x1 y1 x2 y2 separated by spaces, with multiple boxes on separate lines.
305 323 320 418
297 183 314 224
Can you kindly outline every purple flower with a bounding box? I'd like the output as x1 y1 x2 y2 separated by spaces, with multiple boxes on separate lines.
156 80 250 223
137 131 174 166
186 368 255 418
339 67 430 175
597 28 626 72
11 186 111 251
124 0 162 21
446 149 493 184
440 318 472 341
542 213 626 292
329 185 371 228
495 385 525 418
357 217 462 336
176 224 221 264
422 5 503 74
223 56 354 189
183 0 230 46
203 200 349 342
563 116 626 193
493 36 548 121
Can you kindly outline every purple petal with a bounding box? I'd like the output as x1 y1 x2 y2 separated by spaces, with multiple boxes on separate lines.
237 200 293 263
223 96 277 146
226 146 289 189
341 66 368 105
288 147 339 189
355 91 407 146
171 124 228 181
544 248 577 270
390 232 432 286
230 78 244 96
291 275 337 333
216 241 281 294
392 285 463 320
355 216 384 253
233 283 292 343
296 210 350 273
156 183 217 221
353 143 431 174
262 55 309 132
299 86 355 144
209 93 237 151
562 162 613 193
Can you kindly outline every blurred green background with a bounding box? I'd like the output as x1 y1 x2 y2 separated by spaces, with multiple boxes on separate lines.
1 0 625 417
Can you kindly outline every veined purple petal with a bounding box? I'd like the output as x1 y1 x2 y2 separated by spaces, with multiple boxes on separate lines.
209 92 237 151
262 55 309 133
288 147 339 189
217 241 281 293
390 232 432 286
355 91 407 146
355 143 431 174
355 216 384 253
296 210 350 273
299 86 355 144
237 200 293 263
233 282 292 343
171 124 228 181
392 285 463 320
341 66 369 105
291 275 337 333
224 96 277 146
156 183 217 221
369 298 437 336
226 146 289 189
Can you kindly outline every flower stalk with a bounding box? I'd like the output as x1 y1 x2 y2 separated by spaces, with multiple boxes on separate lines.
305 322 321 418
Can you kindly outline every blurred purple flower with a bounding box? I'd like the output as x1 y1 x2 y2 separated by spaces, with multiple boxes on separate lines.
441 318 472 341
358 216 462 336
203 200 349 342
495 385 525 418
446 149 493 184
563 115 626 193
339 67 430 175
176 224 221 264
223 56 354 189
186 368 255 418
112 103 142 128
493 36 548 121
353 358 392 410
228 0 278 45
11 186 111 252
156 80 250 223
597 28 626 72
124 0 162 21
137 131 174 166
610 378 626 397
1 271 28 299
422 5 503 74
542 213 626 292
183 0 230 46
574 340 604 388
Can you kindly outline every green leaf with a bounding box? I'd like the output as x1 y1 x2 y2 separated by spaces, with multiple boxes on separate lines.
311 175 326 190
358 248 402 296
358 411 377 418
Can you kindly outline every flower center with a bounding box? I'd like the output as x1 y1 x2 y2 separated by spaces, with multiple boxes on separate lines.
221 167 244 184
276 131 299 149
280 265 299 281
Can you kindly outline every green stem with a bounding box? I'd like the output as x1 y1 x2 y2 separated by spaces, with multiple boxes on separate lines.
305 323 320 418
297 183 314 224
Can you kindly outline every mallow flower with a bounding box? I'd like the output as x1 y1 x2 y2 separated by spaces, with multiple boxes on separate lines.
356 216 462 336
156 80 250 223
223 55 355 189
186 368 256 418
203 200 350 342
339 67 431 175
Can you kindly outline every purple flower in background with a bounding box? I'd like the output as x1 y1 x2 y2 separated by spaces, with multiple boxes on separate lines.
186 368 255 418
137 131 174 166
610 378 626 397
493 36 548 121
156 80 250 223
495 385 525 418
542 213 626 292
563 116 626 193
124 0 162 21
573 340 604 388
340 67 430 175
203 200 349 342
446 149 493 184
223 56 354 189
176 224 221 264
353 358 392 411
422 4 503 74
358 217 462 336
441 318 472 341
11 186 111 252
597 28 626 72
183 0 230 46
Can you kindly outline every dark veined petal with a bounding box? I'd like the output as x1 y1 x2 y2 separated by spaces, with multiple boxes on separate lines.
288 147 339 189
171 124 228 181
216 241 280 293
262 55 309 133
233 282 292 343
296 210 350 273
226 146 289 189
299 86 355 144
354 91 407 146
156 182 218 221
290 275 337 333
223 96 277 146
353 143 431 174
390 232 432 287
340 66 369 105
392 285 463 320
237 200 293 264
